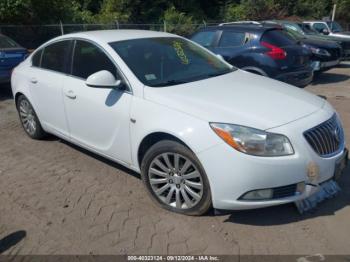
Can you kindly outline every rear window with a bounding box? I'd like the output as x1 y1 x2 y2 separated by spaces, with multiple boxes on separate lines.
261 29 296 47
0 35 20 49
191 31 216 47
32 49 43 67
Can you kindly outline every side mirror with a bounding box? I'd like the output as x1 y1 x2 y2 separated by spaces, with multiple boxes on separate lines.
86 70 122 89
322 28 330 35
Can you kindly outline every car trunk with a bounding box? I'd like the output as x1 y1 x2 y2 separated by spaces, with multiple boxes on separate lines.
0 48 27 72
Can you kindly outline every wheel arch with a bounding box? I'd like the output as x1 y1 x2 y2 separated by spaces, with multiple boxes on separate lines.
14 92 25 106
137 132 190 169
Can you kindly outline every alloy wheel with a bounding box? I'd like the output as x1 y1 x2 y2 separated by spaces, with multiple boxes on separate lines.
148 153 204 209
19 99 37 136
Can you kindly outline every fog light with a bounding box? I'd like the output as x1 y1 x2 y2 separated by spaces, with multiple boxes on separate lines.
296 182 306 195
241 189 273 200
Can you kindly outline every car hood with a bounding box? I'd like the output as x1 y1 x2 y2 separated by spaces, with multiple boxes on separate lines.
333 32 350 38
144 70 325 130
302 37 340 48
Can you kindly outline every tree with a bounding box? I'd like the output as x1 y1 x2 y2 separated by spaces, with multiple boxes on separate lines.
163 5 196 35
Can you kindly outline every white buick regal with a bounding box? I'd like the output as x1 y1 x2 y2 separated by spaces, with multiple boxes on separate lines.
11 30 348 215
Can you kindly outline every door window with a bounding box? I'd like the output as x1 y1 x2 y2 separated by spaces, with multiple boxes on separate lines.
313 23 328 33
41 40 71 73
219 31 247 47
72 40 117 79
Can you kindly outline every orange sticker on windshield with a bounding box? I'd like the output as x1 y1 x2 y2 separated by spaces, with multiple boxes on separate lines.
173 41 189 65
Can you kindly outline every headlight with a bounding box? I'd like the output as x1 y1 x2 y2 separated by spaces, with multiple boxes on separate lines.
305 45 331 57
210 123 294 156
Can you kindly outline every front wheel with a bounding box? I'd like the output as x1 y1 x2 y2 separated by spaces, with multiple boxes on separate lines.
141 140 212 216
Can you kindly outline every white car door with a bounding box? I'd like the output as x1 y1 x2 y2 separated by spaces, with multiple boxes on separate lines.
62 40 133 164
29 40 72 138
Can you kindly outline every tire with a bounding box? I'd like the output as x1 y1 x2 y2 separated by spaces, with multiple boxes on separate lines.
141 140 212 216
16 95 47 140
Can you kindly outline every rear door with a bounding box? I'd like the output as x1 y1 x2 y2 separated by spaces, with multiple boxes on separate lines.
261 29 310 70
28 40 72 137
211 29 251 66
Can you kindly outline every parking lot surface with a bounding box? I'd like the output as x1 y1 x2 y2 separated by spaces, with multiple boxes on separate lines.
0 64 350 255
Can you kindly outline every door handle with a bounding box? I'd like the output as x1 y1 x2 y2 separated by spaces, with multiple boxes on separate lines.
30 77 38 84
65 90 77 99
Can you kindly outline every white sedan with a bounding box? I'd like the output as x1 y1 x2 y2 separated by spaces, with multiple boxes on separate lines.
11 30 347 215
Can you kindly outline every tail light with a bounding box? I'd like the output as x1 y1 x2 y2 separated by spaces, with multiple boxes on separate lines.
261 41 287 60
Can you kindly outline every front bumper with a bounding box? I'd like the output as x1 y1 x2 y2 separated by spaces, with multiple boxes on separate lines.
275 69 313 88
197 105 347 210
312 59 341 71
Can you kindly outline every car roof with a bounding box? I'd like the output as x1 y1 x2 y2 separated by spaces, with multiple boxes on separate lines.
303 21 325 23
52 30 177 43
199 24 280 33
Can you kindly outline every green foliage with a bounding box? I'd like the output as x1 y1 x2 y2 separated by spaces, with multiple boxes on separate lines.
0 0 349 32
163 6 196 36
95 0 131 23
224 0 288 21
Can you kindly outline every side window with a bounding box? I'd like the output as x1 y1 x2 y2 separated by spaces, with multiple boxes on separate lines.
219 31 247 47
313 23 327 33
32 49 43 67
191 31 216 47
41 41 71 73
72 40 117 79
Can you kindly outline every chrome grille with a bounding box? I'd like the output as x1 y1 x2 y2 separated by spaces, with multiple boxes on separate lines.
304 114 344 157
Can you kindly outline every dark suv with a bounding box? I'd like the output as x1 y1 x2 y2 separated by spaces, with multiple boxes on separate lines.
191 24 313 87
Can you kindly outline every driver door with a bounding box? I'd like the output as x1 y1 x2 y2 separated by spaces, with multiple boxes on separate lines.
62 40 132 164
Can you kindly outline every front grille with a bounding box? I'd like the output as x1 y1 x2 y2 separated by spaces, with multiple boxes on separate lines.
304 114 345 157
272 184 297 199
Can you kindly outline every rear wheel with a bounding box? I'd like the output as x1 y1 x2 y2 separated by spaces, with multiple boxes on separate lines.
17 95 47 139
141 140 212 216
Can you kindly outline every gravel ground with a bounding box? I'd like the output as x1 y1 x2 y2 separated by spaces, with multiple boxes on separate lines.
0 63 349 256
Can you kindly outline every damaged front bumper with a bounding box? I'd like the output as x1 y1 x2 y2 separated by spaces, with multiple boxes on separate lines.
295 148 348 214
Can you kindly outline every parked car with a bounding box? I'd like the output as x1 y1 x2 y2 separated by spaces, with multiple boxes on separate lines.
299 23 350 60
190 23 313 87
0 34 28 84
303 20 350 39
11 30 348 215
264 21 343 71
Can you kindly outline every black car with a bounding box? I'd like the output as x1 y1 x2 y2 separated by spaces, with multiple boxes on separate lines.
264 21 343 71
298 23 350 60
191 24 313 87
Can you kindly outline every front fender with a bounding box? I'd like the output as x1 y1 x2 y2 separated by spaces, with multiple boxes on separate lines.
129 96 222 171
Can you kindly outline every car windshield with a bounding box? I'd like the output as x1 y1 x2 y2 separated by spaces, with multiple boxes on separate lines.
109 37 235 87
327 21 344 33
284 27 305 40
0 35 20 48
284 23 305 36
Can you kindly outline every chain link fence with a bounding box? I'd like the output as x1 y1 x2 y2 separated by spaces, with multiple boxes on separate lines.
0 22 217 50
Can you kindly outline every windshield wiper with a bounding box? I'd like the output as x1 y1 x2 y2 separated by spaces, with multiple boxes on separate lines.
150 79 189 87
206 69 233 78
